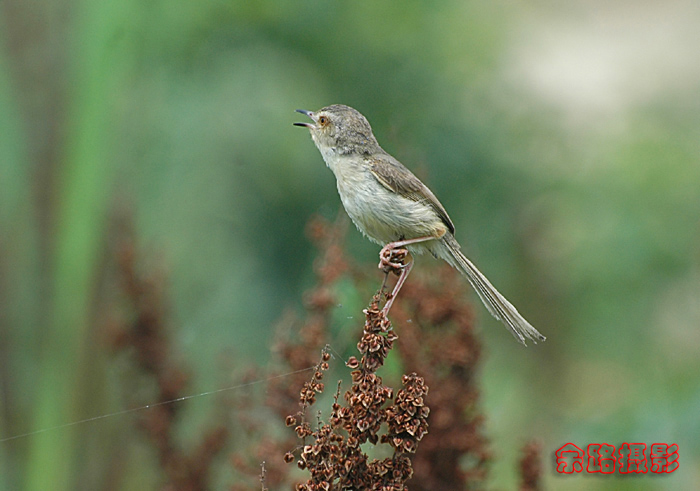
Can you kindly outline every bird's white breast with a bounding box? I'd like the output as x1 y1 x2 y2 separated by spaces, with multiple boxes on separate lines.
322 153 443 249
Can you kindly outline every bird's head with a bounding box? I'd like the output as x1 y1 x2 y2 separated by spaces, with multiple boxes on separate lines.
294 104 379 155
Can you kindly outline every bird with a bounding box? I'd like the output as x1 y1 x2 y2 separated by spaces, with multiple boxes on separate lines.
294 104 545 345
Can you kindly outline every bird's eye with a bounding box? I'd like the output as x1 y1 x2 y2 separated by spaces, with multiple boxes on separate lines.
318 115 328 126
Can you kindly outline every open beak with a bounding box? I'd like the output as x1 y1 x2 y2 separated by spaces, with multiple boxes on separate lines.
293 109 315 128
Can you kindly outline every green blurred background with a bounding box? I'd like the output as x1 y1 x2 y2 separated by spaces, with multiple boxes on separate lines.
1 0 699 489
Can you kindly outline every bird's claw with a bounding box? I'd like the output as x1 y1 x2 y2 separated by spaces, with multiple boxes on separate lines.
379 246 409 273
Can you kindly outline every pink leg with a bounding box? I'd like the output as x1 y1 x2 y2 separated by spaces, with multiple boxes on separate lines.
381 259 414 315
378 235 436 315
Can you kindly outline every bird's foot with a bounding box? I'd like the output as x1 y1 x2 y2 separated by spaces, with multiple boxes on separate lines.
379 245 409 274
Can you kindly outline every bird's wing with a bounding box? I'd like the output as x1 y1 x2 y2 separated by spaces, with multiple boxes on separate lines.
367 154 455 234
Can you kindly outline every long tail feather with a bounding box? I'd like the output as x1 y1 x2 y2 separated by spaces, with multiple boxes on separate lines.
438 234 546 345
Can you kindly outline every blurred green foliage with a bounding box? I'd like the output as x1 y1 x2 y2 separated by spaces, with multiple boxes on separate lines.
1 0 699 489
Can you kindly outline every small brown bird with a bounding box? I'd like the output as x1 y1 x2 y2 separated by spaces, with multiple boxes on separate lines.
295 104 545 345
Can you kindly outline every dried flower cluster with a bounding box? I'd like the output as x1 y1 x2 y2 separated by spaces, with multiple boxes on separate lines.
384 374 429 455
287 293 430 491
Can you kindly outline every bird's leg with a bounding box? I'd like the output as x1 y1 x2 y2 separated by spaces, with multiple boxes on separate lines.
381 258 414 315
378 235 436 315
379 269 391 297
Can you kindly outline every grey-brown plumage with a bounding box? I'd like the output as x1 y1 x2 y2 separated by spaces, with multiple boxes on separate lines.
295 104 546 345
